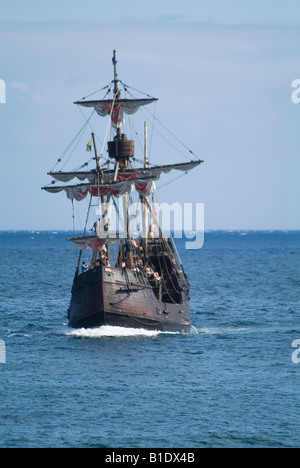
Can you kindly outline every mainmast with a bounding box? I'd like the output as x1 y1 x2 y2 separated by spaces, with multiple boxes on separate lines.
112 50 122 141
112 50 130 240
108 51 135 171
74 51 158 165
45 51 203 214
113 50 120 99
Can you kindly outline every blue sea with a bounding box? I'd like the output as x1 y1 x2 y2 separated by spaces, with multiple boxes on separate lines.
0 230 299 448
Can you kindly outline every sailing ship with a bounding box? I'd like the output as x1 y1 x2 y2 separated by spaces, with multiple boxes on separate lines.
42 51 203 333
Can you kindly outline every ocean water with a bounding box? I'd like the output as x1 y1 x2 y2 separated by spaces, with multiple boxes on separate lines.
0 230 299 448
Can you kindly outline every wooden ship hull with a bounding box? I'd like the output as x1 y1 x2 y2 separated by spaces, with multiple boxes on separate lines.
68 264 192 333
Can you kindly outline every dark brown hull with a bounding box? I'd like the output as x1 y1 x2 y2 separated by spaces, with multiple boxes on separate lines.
68 265 192 333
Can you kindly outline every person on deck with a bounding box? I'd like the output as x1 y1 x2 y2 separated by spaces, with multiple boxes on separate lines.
148 224 156 240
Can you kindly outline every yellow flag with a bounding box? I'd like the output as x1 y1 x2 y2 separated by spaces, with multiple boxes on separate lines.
86 140 92 152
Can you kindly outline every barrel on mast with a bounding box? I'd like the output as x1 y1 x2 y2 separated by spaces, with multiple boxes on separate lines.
109 50 134 169
107 134 135 169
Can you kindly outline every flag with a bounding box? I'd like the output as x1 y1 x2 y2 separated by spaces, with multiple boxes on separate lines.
86 140 92 152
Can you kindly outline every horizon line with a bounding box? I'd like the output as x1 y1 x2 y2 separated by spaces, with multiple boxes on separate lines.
0 229 299 233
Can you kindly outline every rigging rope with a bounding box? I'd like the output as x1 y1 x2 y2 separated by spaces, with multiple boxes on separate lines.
122 85 201 162
77 105 104 150
50 111 95 172
77 82 113 102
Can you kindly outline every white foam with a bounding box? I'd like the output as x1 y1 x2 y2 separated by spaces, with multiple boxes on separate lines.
64 325 162 338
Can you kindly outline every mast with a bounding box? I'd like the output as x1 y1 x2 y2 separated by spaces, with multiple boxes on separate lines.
144 121 149 168
107 50 135 170
91 131 109 263
113 50 120 99
113 51 127 239
113 50 122 141
142 122 149 247
91 131 102 176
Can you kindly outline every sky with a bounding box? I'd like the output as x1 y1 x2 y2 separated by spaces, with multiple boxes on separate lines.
0 0 300 230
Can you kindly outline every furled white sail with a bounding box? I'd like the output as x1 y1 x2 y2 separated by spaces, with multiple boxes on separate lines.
48 161 202 185
74 98 157 128
43 179 156 201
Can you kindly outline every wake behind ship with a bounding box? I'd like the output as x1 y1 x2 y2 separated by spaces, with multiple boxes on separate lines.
42 51 203 333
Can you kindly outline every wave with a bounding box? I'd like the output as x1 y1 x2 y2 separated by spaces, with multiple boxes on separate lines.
197 326 255 335
195 323 292 335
